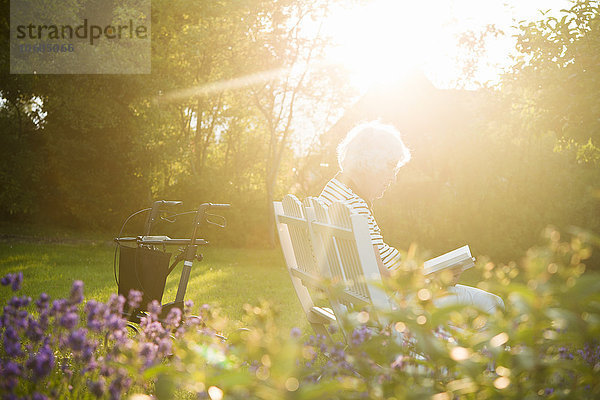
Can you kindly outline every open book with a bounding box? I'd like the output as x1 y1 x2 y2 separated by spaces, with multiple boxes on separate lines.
423 245 475 276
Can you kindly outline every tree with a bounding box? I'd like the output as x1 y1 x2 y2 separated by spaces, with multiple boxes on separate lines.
244 0 354 245
508 0 600 164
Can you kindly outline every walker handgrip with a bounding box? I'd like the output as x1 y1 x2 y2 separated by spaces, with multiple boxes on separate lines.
208 203 231 209
159 200 183 206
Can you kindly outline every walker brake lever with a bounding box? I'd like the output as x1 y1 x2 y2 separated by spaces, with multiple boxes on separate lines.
205 213 227 228
160 215 177 223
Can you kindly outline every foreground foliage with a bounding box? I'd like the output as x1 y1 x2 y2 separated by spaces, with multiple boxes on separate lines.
1 228 599 399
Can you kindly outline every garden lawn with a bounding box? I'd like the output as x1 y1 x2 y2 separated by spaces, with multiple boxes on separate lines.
0 240 308 334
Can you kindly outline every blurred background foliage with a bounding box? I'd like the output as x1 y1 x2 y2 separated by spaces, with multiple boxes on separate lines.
0 0 598 268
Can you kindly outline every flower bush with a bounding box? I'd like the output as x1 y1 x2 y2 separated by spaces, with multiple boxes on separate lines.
0 270 201 399
1 228 599 399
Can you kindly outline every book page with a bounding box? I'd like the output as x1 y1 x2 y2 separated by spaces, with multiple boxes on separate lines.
424 245 473 275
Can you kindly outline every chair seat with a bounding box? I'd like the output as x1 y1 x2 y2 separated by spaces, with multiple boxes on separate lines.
309 306 336 324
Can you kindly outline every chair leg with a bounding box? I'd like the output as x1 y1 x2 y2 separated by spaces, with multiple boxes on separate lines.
310 322 333 342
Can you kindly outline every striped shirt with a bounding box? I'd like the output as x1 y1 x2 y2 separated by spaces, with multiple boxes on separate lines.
318 177 402 270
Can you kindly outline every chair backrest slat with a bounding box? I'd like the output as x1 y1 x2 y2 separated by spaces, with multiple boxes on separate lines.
307 197 389 311
281 195 318 277
308 200 345 283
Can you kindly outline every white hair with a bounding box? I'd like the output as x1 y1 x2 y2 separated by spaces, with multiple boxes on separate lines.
337 121 411 175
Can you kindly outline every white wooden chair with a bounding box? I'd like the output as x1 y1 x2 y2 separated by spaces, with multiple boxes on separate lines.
275 194 392 342
304 197 392 341
273 195 337 339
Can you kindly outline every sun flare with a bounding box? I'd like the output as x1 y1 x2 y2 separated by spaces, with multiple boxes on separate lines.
321 0 572 90
322 0 455 89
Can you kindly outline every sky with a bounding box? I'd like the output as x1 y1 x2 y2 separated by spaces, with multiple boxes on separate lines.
320 0 574 90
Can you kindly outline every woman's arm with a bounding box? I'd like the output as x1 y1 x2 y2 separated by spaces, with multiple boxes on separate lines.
374 245 391 279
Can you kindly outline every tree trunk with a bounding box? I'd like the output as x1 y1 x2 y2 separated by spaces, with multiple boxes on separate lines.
266 185 276 247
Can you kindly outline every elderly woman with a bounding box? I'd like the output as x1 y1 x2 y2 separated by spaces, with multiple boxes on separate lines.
318 121 410 278
319 121 504 312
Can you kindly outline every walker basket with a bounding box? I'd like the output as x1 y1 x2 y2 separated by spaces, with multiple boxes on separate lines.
117 246 171 314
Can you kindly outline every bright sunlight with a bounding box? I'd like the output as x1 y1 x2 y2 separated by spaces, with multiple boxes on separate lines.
321 0 572 89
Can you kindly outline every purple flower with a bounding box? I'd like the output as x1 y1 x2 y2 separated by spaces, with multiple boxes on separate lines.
38 312 49 330
157 337 172 356
558 346 574 360
82 342 97 364
84 359 98 373
26 343 55 380
1 376 19 391
139 342 158 368
165 308 182 327
100 363 115 377
50 299 67 315
36 293 50 311
351 325 372 346
140 320 166 342
32 392 48 400
147 300 162 317
290 327 302 339
576 342 600 365
85 299 101 314
12 272 23 291
60 311 79 330
107 294 126 314
110 328 129 345
67 328 88 351
61 364 73 379
183 315 202 328
85 300 107 332
70 280 84 304
9 295 30 308
4 326 23 357
2 360 22 377
127 289 143 309
0 361 22 392
15 309 30 329
106 314 126 331
25 317 45 342
88 378 106 398
108 371 132 400
184 299 194 314
1 272 23 291
332 346 346 361
174 325 186 338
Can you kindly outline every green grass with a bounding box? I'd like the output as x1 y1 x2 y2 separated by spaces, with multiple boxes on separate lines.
0 240 308 334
